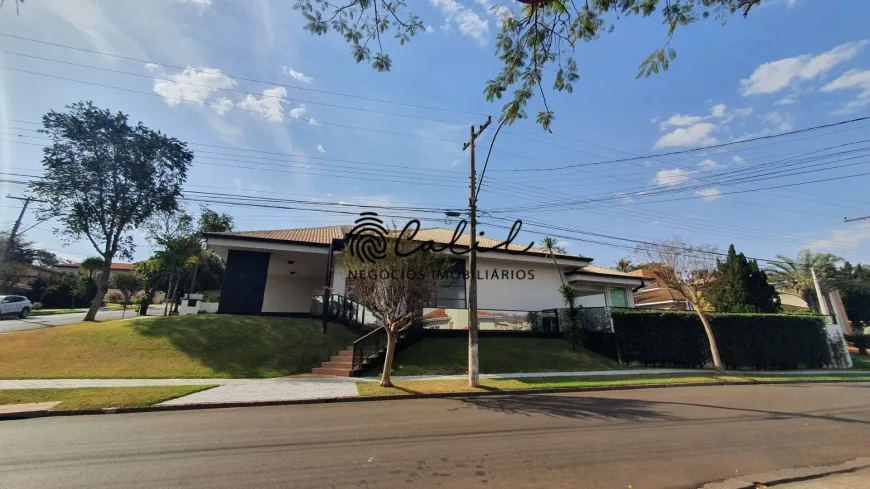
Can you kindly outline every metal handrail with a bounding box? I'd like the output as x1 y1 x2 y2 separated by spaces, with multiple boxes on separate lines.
351 325 386 370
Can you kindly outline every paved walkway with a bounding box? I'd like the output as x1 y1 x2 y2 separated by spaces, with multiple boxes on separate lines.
0 369 866 406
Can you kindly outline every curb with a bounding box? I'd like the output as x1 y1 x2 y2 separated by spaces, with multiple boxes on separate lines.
700 458 870 488
2 377 868 421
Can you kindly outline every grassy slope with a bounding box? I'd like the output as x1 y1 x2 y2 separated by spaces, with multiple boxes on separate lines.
0 386 215 410
377 336 624 377
358 373 870 397
0 315 359 379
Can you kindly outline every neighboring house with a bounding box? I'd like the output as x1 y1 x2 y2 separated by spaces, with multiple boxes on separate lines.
11 264 61 291
779 292 810 311
204 225 647 317
627 269 692 310
55 262 136 280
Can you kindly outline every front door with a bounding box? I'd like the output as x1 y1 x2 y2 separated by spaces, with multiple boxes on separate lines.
218 250 271 314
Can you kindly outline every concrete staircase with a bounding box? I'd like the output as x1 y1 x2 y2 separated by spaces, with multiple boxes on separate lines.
310 347 355 377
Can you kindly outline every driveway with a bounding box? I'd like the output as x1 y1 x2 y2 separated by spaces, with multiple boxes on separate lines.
0 305 166 334
1 383 869 488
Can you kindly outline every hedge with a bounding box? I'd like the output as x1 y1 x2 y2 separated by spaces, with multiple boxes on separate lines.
612 309 832 370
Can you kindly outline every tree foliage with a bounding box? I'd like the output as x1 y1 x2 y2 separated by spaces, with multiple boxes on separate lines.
765 249 843 312
615 258 635 273
706 244 779 313
295 0 761 129
31 101 193 321
0 231 59 267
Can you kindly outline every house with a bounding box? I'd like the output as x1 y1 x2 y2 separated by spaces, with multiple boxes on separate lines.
55 262 136 280
204 224 647 320
627 269 692 310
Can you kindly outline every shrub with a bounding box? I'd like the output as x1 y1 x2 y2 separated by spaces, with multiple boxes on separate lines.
845 333 868 356
202 290 221 302
105 291 123 303
31 302 43 311
612 309 831 370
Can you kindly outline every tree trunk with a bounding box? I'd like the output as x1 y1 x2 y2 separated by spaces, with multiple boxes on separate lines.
696 309 724 373
379 329 397 387
163 269 175 316
84 260 112 321
139 297 151 316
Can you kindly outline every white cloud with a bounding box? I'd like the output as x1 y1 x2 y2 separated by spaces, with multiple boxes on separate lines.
153 66 237 106
475 0 512 20
775 95 799 106
145 63 160 72
732 155 746 164
288 105 307 119
695 188 722 201
317 144 326 154
710 103 727 118
179 0 212 4
762 111 795 132
430 0 489 45
554 240 571 249
809 223 870 251
308 118 320 126
655 168 690 186
211 97 234 115
820 69 870 114
425 25 435 33
739 40 868 96
237 86 287 122
660 113 703 129
283 66 313 84
649 117 660 124
654 123 718 148
698 159 718 171
733 107 754 116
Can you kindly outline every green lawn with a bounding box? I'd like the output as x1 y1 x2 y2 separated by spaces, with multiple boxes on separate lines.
31 309 87 316
371 336 624 377
852 354 870 370
0 386 215 410
0 315 359 379
357 373 870 397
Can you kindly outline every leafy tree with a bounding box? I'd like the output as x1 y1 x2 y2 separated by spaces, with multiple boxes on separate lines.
80 256 105 280
135 258 164 316
31 101 193 321
636 237 724 373
0 231 59 267
0 262 27 293
295 0 761 129
765 249 843 312
834 261 870 327
707 244 779 313
146 210 200 315
197 206 234 234
340 237 446 387
615 258 635 273
111 273 143 318
185 206 233 297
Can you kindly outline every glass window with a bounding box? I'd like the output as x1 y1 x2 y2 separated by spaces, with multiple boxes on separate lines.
609 288 629 308
573 285 607 308
433 259 466 309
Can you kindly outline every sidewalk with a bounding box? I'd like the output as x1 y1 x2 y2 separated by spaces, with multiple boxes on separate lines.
700 459 870 488
1 369 867 406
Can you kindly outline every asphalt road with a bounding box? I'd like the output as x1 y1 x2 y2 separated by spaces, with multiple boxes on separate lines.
0 305 166 334
2 383 869 489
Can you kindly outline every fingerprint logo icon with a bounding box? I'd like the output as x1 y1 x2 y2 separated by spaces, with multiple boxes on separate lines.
346 212 389 263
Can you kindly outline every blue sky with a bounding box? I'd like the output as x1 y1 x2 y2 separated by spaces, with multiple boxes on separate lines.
2 0 870 269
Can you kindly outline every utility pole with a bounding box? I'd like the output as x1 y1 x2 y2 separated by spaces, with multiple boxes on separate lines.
844 215 870 223
462 116 491 388
4 196 32 263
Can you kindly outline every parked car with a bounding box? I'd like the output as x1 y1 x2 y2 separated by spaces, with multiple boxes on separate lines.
0 295 32 319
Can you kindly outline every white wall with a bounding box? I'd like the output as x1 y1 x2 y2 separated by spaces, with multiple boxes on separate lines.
473 257 564 311
261 254 325 313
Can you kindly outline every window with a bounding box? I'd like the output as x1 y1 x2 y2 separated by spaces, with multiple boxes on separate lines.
432 259 466 309
609 288 629 308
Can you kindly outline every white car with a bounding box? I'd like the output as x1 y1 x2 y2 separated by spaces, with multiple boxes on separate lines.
0 295 32 319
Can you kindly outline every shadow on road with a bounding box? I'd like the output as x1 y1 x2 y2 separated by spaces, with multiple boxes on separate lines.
461 393 682 421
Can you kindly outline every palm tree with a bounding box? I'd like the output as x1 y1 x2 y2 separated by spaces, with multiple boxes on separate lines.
766 249 842 312
539 236 567 285
615 258 634 272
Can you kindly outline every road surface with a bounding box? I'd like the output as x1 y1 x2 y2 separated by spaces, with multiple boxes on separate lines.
0 305 166 334
1 383 869 488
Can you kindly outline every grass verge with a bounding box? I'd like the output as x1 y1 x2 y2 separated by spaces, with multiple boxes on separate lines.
357 373 870 397
0 315 359 379
0 385 215 410
852 354 870 370
30 309 87 316
374 336 624 377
